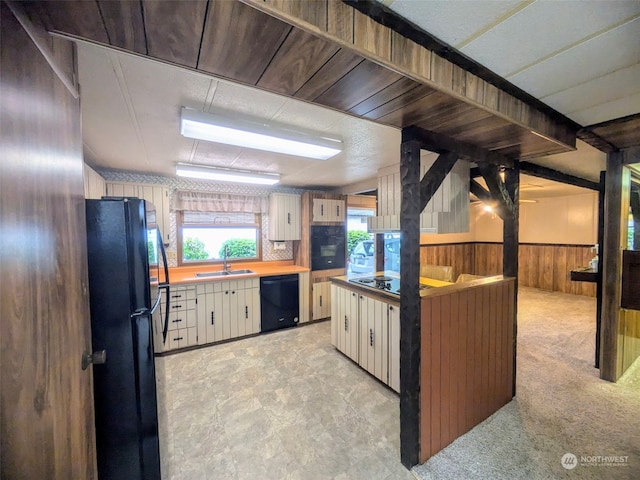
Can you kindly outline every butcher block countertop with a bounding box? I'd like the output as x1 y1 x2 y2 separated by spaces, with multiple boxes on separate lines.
168 261 309 285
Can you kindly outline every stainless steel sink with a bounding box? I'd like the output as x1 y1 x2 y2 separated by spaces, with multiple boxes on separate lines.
195 269 255 277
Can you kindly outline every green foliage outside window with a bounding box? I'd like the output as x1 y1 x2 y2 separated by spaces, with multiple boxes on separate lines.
184 238 209 260
347 230 371 255
219 239 256 259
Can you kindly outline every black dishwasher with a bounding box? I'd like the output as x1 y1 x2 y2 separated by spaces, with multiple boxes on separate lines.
260 274 299 333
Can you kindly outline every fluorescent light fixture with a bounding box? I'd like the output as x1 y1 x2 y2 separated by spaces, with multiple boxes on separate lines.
176 163 280 185
180 108 342 160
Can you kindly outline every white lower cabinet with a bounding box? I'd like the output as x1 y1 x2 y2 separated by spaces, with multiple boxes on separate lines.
358 295 389 384
388 304 400 393
153 285 198 353
312 281 332 320
331 284 398 390
196 278 260 345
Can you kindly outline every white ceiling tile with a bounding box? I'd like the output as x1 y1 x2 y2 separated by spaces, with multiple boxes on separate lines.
271 99 346 135
567 91 640 125
542 63 640 116
210 81 288 120
77 43 148 171
507 16 640 98
461 0 640 76
382 0 523 47
530 139 606 181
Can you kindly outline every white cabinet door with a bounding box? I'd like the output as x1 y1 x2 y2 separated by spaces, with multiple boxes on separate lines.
312 198 345 223
83 164 105 199
331 285 359 362
105 182 171 243
312 281 331 320
388 303 400 392
298 272 310 324
343 289 359 362
359 295 388 383
268 193 301 240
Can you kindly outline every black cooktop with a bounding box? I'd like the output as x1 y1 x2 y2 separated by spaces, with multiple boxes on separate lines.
348 275 430 296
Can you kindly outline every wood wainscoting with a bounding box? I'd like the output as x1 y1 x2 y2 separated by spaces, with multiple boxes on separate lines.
419 277 515 462
420 242 596 297
620 309 640 374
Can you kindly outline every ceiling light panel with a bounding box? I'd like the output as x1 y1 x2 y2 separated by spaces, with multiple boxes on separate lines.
181 108 342 160
176 163 280 185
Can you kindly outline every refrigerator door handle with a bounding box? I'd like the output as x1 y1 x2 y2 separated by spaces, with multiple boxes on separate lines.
157 228 169 285
161 284 170 344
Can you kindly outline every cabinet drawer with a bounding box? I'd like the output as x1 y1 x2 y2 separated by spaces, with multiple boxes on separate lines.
168 298 196 312
167 327 197 350
168 288 196 301
167 309 196 331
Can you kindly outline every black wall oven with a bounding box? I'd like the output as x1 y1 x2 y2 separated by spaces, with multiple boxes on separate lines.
311 225 346 271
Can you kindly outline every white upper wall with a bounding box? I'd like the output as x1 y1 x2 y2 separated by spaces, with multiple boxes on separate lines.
474 192 598 245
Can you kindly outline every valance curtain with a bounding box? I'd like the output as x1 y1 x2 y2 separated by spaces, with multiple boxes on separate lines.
171 190 267 213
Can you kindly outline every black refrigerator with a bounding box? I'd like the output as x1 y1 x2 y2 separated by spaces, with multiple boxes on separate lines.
86 197 169 480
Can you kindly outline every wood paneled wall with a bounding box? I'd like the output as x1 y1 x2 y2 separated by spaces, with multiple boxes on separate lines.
621 309 640 373
419 278 515 462
420 242 596 297
1 4 96 478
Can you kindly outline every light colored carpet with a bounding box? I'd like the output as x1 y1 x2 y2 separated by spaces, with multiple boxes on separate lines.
413 287 640 480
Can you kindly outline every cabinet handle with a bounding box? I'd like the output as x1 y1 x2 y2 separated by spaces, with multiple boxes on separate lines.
389 306 394 311
225 291 229 295
287 212 291 224
352 292 356 297
174 336 183 341
344 315 348 331
172 318 182 323
211 311 214 325
370 328 374 347
321 204 324 216
319 295 322 307
245 306 248 319
232 291 235 294
172 304 182 309
336 205 339 217
171 294 182 299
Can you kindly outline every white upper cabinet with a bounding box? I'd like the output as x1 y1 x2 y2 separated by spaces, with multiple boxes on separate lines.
268 193 301 240
105 182 171 244
312 198 345 223
83 164 105 199
368 155 470 233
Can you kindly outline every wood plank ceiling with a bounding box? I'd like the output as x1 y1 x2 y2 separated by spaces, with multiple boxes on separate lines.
23 0 579 161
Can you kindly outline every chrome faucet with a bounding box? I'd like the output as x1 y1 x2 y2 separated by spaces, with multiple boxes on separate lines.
222 244 231 273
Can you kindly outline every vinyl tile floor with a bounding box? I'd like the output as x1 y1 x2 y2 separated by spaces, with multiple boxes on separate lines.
155 320 414 480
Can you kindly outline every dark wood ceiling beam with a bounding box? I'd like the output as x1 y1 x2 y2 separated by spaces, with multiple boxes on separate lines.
419 151 458 211
402 125 514 168
342 0 581 133
519 161 600 191
241 0 578 153
579 114 640 152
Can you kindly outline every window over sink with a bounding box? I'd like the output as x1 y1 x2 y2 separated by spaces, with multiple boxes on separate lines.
177 211 261 265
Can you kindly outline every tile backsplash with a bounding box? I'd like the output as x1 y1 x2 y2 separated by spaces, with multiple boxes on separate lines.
98 168 306 266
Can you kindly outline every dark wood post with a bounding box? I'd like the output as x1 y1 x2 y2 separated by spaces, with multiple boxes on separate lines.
600 151 624 381
399 137 422 468
503 162 519 397
595 171 605 368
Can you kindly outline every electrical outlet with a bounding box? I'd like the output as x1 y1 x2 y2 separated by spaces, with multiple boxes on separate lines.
273 241 286 251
